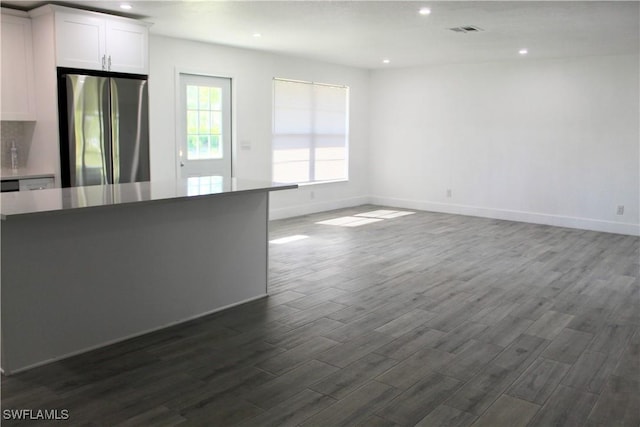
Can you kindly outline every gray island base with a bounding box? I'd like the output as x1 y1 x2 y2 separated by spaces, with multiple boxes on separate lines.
0 177 296 374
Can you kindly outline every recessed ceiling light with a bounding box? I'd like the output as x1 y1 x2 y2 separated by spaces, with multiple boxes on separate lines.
449 26 483 33
519 48 528 55
419 7 431 15
253 32 262 38
382 59 390 64
120 4 132 10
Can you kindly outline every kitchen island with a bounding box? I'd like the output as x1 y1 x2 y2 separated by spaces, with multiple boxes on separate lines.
0 176 296 374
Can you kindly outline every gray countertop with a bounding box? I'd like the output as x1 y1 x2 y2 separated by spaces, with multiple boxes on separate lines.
1 176 297 219
0 168 55 181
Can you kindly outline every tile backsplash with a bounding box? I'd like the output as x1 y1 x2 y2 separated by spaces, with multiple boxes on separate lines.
1 121 33 169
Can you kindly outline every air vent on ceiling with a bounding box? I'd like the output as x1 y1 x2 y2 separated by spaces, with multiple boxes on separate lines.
449 26 484 33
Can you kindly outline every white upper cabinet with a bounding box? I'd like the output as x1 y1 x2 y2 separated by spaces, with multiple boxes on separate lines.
55 10 105 71
54 7 149 74
105 19 148 74
1 11 36 120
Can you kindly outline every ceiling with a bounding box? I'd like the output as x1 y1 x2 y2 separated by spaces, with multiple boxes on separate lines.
3 1 639 69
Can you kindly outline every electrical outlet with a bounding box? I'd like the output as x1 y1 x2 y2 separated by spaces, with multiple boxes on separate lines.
617 205 624 215
446 189 452 198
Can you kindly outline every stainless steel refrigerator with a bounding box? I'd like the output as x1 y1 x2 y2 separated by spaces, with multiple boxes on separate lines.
58 72 150 187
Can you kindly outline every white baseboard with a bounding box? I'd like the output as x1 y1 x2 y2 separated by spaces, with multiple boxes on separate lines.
370 196 640 236
269 196 371 220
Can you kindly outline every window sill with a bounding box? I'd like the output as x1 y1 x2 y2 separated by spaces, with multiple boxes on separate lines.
295 179 349 187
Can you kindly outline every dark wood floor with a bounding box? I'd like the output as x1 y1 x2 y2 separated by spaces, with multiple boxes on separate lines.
2 205 639 426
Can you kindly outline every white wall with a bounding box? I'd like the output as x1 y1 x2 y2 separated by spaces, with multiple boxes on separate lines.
369 54 640 235
149 35 370 219
28 11 60 184
149 35 639 235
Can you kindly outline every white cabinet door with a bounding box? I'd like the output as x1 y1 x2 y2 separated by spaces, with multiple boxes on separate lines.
55 10 106 71
105 19 148 74
55 10 148 74
1 13 36 120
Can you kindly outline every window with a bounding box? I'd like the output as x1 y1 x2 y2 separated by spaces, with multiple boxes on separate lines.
186 84 223 160
272 78 349 184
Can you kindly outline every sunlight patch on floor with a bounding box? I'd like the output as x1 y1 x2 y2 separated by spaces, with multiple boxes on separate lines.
355 210 416 219
315 216 383 227
316 210 415 228
269 235 310 244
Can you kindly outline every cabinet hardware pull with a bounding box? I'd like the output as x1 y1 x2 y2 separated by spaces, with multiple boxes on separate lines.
108 55 112 71
102 55 106 70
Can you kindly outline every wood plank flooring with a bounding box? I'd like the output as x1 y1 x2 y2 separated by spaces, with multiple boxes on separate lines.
2 205 638 426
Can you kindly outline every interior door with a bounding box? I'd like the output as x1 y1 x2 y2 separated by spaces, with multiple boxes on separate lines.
178 74 232 180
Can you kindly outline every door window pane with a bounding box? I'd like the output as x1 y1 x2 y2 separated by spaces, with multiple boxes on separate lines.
187 111 198 134
198 87 210 109
210 135 221 157
186 84 224 160
187 86 198 109
210 87 222 110
199 111 210 133
211 112 222 134
187 135 198 158
199 135 210 156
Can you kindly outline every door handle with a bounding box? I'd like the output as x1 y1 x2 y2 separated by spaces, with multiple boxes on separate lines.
102 55 106 70
108 55 112 71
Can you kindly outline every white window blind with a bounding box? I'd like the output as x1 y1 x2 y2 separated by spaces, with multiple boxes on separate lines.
272 78 349 184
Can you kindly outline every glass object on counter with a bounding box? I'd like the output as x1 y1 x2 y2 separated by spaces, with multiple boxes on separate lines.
10 140 18 170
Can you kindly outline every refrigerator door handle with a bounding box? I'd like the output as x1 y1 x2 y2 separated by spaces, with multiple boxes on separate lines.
101 77 114 184
110 79 120 184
